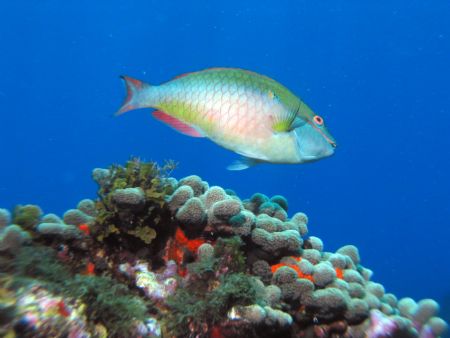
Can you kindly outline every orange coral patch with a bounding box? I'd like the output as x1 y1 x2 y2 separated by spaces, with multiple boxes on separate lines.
57 300 70 317
178 266 187 277
78 223 90 235
335 268 344 279
286 263 302 275
210 325 224 338
175 227 205 254
175 227 188 245
166 238 185 266
167 227 207 275
85 261 95 275
271 263 285 273
299 272 314 282
186 238 205 253
271 262 314 282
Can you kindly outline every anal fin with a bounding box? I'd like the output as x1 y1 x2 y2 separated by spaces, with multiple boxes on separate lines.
152 110 205 138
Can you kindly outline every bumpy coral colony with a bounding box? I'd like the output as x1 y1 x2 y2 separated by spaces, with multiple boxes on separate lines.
0 159 447 338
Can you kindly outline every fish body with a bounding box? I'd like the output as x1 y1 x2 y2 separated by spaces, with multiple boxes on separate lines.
117 68 336 169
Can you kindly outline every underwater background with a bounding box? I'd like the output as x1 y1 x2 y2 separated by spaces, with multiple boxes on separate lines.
0 0 449 327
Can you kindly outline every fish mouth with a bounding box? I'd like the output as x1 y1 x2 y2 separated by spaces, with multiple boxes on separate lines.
313 124 337 149
325 137 337 149
294 124 336 162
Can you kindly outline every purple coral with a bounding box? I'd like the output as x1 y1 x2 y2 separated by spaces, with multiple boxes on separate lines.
119 260 178 303
367 309 398 338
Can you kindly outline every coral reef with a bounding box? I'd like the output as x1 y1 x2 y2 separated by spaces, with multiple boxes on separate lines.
0 159 447 338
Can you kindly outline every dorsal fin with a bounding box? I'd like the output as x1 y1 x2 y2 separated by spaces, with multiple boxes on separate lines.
152 110 205 137
173 72 193 79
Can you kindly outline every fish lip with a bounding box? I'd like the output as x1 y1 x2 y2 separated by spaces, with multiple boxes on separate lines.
302 149 335 161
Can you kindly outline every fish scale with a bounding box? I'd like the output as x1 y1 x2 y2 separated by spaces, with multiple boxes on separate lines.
117 68 336 169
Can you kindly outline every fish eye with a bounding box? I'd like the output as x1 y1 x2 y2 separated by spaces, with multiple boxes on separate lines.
313 115 324 125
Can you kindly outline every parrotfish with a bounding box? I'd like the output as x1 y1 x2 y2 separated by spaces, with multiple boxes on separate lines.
117 68 336 170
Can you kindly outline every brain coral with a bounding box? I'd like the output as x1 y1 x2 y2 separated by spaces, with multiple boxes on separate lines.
175 197 207 232
36 222 81 239
290 212 308 236
41 213 63 224
304 288 348 320
63 209 95 226
345 298 370 324
203 186 227 209
312 262 336 287
178 175 208 196
111 187 146 209
13 204 42 230
251 228 302 256
167 185 194 213
307 236 324 252
413 299 440 325
336 245 360 265
229 210 255 236
77 199 97 217
0 224 30 254
209 199 242 223
270 195 288 211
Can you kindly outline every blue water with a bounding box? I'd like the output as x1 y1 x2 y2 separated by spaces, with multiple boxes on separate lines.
1 0 449 320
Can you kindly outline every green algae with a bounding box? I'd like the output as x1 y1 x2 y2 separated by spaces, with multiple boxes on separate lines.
187 236 246 278
165 236 261 336
214 236 246 273
68 275 148 337
165 272 263 336
93 158 176 248
127 226 157 244
13 246 70 287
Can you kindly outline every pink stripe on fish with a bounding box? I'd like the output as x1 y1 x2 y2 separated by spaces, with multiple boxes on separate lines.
152 111 204 137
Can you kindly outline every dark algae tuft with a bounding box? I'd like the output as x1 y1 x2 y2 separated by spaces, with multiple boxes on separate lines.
12 246 71 288
166 273 264 336
68 275 148 337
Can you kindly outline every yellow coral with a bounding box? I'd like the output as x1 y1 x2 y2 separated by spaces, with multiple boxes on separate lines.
127 226 156 244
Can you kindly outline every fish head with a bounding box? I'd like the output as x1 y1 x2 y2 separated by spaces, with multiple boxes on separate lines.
293 114 336 162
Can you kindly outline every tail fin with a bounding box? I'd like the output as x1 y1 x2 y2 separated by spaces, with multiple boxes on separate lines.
115 75 152 116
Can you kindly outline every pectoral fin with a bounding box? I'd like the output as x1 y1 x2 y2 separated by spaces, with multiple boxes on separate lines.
227 157 263 170
273 116 306 133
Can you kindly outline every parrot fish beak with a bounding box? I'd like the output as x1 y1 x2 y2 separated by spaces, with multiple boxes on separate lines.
294 123 336 162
